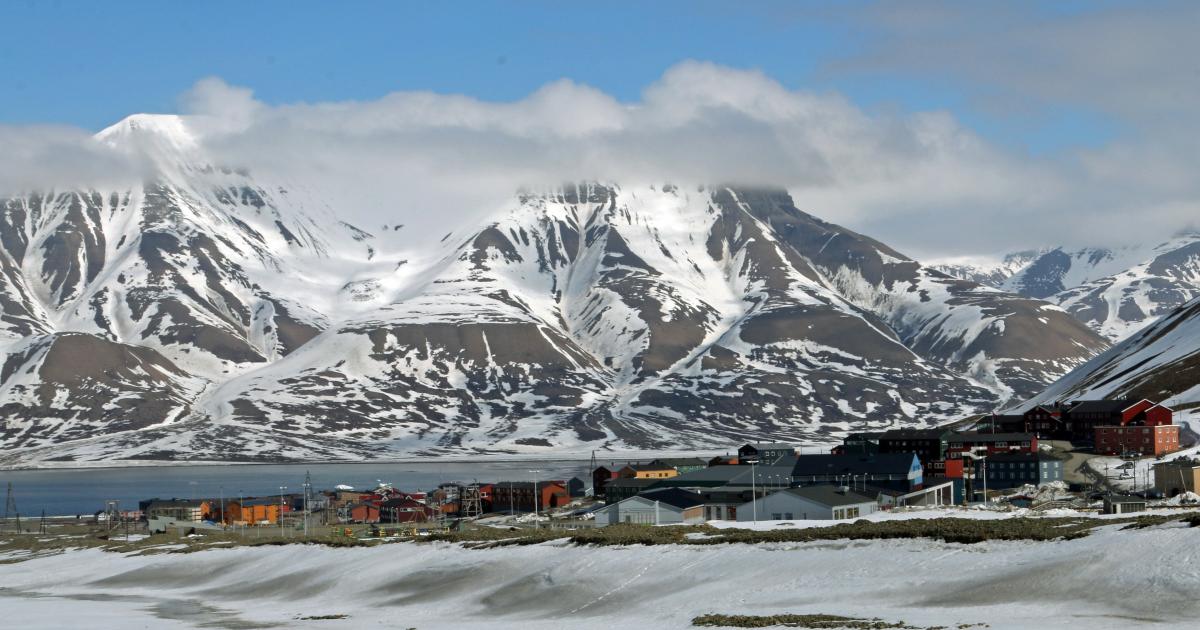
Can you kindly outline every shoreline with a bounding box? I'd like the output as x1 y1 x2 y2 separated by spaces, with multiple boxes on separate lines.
0 449 726 473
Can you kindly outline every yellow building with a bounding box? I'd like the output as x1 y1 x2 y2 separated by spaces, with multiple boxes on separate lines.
1154 459 1200 496
618 463 679 480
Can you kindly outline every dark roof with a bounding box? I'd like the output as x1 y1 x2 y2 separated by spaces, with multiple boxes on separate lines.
659 463 795 488
791 453 917 477
946 432 1035 444
495 481 567 490
604 478 661 490
844 432 885 440
145 499 205 509
651 457 708 468
879 428 952 440
380 497 428 509
1068 399 1144 414
776 485 876 507
239 498 285 507
629 463 676 472
1104 495 1147 504
742 442 796 451
639 488 705 510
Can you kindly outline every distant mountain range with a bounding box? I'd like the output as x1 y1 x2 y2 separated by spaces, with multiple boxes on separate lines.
0 114 1119 466
932 236 1200 342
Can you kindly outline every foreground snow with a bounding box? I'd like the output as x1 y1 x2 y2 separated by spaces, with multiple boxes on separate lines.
2 519 1199 628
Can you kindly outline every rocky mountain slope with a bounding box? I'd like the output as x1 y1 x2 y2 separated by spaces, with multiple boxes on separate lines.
1020 293 1200 415
933 236 1200 342
0 115 1108 465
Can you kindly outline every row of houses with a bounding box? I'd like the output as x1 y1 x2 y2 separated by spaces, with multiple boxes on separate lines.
140 497 294 525
992 399 1180 456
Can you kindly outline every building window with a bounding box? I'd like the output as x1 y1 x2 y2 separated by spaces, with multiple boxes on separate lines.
784 512 793 520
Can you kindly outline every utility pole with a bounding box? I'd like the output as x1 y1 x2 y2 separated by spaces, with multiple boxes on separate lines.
219 486 225 528
303 471 312 538
279 485 287 537
2 482 19 533
746 458 760 525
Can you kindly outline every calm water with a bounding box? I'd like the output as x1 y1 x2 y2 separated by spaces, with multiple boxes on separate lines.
0 460 601 517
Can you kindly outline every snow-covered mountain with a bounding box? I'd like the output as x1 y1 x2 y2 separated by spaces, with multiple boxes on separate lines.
932 236 1200 342
0 114 1108 465
1021 293 1200 414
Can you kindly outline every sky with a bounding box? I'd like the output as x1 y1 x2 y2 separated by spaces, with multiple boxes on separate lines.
1 0 1197 260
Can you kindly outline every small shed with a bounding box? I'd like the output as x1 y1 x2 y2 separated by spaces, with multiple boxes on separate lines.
1102 495 1147 515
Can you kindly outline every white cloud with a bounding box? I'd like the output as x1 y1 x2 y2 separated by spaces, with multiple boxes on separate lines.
1 55 1198 260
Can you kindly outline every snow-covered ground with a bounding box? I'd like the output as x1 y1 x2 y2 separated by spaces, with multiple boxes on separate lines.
3 518 1200 629
1085 443 1200 492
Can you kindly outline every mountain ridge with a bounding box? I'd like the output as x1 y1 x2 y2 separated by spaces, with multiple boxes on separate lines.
0 114 1109 465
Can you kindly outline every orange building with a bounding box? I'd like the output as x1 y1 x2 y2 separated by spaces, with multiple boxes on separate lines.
236 499 288 525
1095 424 1180 456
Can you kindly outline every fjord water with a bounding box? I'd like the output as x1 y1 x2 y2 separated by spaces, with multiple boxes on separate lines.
0 460 596 517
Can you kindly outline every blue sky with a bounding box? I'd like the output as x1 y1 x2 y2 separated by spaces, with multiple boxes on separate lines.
0 0 1118 155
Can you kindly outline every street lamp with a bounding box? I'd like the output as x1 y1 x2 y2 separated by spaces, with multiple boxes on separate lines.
279 486 287 535
528 469 541 528
744 458 760 524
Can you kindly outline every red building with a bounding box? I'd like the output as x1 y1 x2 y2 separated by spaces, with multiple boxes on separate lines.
946 433 1038 459
1066 399 1157 437
592 466 621 498
349 503 381 523
1095 424 1180 456
379 497 436 523
492 481 569 513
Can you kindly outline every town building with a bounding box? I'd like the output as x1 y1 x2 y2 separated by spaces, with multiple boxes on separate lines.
379 497 436 523
1102 495 1147 515
790 453 924 493
738 443 798 464
737 486 877 521
649 457 708 475
594 488 706 526
592 465 623 497
567 477 587 497
349 502 380 523
617 462 679 480
1065 399 1166 441
831 432 883 455
1095 423 1181 456
1153 458 1200 497
240 498 287 524
652 460 796 493
945 432 1037 459
862 479 957 509
143 499 211 523
603 477 662 504
708 455 738 466
878 429 953 474
976 452 1064 490
492 481 570 512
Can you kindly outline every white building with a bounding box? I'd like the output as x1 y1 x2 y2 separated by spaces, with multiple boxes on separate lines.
737 486 877 521
594 488 705 526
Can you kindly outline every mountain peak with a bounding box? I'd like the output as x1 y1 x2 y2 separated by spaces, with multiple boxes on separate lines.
94 113 199 155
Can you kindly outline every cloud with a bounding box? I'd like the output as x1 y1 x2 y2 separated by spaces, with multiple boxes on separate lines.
1 50 1198 260
0 125 140 194
187 62 1046 254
